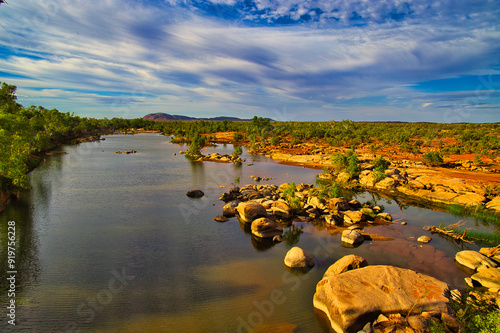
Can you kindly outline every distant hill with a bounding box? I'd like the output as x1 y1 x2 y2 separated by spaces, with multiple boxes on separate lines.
143 113 253 122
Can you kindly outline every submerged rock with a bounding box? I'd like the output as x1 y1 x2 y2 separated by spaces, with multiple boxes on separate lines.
417 235 432 244
186 190 205 198
341 229 364 245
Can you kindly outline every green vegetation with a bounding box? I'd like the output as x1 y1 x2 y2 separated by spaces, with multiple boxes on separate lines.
451 290 500 333
448 228 500 246
372 155 391 182
282 182 302 211
233 132 243 141
232 145 243 158
331 150 361 180
0 82 106 192
448 205 500 226
186 132 206 158
422 151 444 166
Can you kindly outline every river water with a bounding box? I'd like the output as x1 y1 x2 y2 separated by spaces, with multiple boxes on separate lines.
0 133 492 332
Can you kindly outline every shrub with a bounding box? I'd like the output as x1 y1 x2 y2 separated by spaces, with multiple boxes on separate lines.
233 132 243 141
186 132 206 158
372 155 391 182
232 145 243 158
422 151 443 166
332 150 361 179
270 136 280 146
282 182 301 211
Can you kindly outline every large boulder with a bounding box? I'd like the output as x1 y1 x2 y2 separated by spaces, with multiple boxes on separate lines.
323 255 368 278
236 201 267 223
251 218 283 238
313 265 450 333
284 247 315 268
479 247 500 263
455 250 498 271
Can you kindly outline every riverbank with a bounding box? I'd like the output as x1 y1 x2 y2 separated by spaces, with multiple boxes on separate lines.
0 134 105 213
203 132 500 214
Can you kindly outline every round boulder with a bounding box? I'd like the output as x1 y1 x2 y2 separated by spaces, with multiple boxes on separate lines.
284 246 315 268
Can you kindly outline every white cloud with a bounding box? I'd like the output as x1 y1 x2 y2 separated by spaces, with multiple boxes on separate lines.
0 0 499 121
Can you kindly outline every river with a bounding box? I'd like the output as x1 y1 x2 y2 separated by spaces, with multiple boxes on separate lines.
0 133 491 332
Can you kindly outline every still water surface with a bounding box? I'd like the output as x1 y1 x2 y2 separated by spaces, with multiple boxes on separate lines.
0 133 490 332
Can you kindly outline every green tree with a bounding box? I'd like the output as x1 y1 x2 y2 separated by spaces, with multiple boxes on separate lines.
186 132 206 158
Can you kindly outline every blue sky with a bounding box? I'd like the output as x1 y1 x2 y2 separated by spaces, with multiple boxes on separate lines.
0 0 499 122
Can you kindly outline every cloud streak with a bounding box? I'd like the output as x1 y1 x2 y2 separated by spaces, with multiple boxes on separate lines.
0 0 499 121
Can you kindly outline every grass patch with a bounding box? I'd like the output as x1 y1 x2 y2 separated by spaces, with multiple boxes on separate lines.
448 204 500 225
450 228 500 247
451 289 500 333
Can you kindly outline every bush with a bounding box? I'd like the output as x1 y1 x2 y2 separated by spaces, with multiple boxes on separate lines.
233 132 243 141
372 155 391 182
282 182 301 211
232 145 243 158
332 150 361 179
422 151 444 166
186 132 206 158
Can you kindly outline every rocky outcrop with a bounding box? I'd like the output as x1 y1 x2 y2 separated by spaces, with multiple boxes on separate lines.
284 247 315 268
251 217 283 238
314 264 451 333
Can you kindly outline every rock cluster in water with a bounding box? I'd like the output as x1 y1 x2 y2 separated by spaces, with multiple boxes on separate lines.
219 182 397 248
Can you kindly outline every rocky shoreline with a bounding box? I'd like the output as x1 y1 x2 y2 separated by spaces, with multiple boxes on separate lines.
208 183 500 332
267 150 500 214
